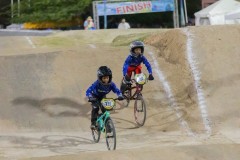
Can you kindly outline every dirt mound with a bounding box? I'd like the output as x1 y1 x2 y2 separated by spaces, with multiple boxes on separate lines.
144 25 240 137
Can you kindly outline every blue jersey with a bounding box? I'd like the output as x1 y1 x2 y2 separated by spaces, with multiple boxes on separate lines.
86 80 122 99
122 54 153 76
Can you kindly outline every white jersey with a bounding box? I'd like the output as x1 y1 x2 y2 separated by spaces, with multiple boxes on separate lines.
118 22 130 29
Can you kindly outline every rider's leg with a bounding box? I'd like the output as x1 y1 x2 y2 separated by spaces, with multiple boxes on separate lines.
91 102 99 129
120 77 128 94
120 67 135 94
135 65 142 74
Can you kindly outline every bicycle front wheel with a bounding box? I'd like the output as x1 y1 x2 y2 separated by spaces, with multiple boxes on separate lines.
105 118 116 150
134 94 146 127
91 125 101 143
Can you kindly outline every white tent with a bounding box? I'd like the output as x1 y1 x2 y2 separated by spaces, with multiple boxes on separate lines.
225 7 240 24
194 0 240 26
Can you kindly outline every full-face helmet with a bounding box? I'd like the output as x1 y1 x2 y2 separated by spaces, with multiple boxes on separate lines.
130 41 144 57
97 66 112 85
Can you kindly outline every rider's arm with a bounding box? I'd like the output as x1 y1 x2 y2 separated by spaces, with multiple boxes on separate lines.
122 55 131 76
142 56 153 74
111 82 123 97
86 81 97 97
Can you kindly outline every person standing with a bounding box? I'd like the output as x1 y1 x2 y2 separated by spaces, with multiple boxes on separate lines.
84 16 95 30
118 18 130 29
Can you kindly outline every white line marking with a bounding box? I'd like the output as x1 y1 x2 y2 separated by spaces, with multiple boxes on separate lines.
183 28 212 136
147 49 195 137
88 44 96 49
25 36 36 48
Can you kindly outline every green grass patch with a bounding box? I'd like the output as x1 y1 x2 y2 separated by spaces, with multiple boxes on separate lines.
37 37 73 47
112 33 151 46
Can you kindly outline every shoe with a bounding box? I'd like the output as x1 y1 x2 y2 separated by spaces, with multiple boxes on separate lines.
126 81 131 85
90 124 95 129
90 122 96 129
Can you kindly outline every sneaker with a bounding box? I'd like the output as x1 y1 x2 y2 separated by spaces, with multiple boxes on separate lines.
126 81 132 85
90 124 96 129
90 122 96 129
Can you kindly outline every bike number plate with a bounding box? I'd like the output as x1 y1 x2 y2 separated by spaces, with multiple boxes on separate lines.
101 98 115 110
135 73 147 85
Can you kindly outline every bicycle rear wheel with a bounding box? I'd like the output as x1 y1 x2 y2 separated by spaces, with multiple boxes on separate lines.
134 94 146 127
105 118 116 150
91 125 101 143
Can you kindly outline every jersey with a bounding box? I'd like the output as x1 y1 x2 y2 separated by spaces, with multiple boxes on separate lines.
86 80 122 99
122 54 153 76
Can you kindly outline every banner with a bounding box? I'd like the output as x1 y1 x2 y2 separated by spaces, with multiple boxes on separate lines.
96 0 174 16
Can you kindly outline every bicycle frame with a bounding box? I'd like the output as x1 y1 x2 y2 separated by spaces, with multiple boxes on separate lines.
94 98 117 132
126 79 144 100
96 111 110 132
124 72 147 99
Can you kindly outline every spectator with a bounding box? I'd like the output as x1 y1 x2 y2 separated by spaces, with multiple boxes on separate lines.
118 18 130 29
84 16 95 30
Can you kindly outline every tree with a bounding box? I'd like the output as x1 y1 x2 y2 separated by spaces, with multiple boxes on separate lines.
2 0 203 29
0 0 10 27
12 0 92 23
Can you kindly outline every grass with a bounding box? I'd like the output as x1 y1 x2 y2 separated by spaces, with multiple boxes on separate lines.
112 33 152 46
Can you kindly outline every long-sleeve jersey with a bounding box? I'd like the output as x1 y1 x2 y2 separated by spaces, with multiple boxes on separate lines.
122 54 153 76
86 80 122 99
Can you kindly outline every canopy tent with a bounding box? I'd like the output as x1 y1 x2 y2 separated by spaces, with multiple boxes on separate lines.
225 7 240 24
194 0 240 26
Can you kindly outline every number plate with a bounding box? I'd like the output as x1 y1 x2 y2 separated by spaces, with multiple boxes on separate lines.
101 98 115 110
135 73 147 85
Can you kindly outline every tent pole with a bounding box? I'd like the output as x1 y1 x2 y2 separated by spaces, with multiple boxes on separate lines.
183 0 188 23
11 0 14 18
174 0 179 27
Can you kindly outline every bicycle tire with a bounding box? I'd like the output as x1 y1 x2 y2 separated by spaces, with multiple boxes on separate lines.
134 94 146 127
91 125 101 143
105 118 116 150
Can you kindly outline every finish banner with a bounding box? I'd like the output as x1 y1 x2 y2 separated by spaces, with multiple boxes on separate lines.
97 0 174 16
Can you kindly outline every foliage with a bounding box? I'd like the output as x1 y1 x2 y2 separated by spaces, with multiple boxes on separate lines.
0 0 205 28
12 0 92 23
0 0 11 26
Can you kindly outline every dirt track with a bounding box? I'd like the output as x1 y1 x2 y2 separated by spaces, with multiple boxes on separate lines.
0 26 240 160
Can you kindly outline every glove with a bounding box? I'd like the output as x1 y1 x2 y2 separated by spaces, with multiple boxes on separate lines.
88 97 97 102
148 74 154 81
117 95 124 101
124 74 131 82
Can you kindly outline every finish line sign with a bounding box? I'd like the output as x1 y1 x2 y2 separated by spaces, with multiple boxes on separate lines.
96 0 174 16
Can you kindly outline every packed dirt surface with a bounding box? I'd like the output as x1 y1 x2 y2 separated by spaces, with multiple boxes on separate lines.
0 26 239 160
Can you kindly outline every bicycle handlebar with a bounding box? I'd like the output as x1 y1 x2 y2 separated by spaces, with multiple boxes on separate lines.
88 97 124 102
